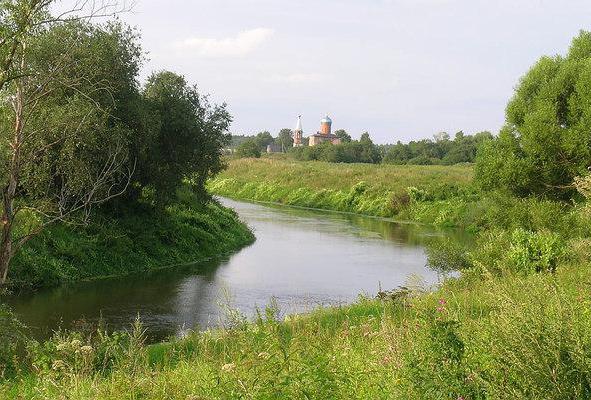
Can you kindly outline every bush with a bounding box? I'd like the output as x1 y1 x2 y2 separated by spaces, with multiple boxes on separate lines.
404 307 483 399
235 138 261 158
507 229 564 274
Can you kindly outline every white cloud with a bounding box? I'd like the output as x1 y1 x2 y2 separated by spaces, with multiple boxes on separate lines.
176 28 274 57
266 73 326 84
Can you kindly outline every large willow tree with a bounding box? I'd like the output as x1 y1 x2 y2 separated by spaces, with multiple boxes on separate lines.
476 31 591 199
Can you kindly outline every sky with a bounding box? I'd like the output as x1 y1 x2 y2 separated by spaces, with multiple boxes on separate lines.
85 1 591 143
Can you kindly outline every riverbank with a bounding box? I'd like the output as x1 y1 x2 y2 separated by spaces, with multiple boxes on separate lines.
208 158 474 219
209 158 586 235
2 256 590 399
5 193 255 290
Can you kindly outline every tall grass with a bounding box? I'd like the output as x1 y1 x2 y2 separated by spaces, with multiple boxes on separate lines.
209 158 474 218
2 261 590 399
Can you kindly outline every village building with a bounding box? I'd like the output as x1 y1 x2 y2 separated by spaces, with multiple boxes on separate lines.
293 115 341 147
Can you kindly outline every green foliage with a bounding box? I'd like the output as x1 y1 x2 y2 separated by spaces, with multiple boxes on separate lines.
383 131 493 165
333 129 352 143
7 196 254 289
276 128 294 151
406 311 482 400
235 138 262 158
426 239 472 272
0 305 26 379
5 20 143 212
476 31 591 199
254 131 274 150
138 71 231 204
209 158 473 218
507 229 564 274
290 133 382 164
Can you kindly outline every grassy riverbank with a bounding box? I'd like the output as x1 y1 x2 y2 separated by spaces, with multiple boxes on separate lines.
2 257 590 399
209 158 585 235
208 157 473 218
5 189 254 290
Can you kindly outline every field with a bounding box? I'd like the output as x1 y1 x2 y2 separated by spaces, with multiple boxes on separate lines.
209 157 474 219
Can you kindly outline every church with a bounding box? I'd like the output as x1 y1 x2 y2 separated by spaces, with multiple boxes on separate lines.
293 115 341 147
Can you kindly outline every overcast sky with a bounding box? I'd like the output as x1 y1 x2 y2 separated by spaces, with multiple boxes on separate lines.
114 0 591 143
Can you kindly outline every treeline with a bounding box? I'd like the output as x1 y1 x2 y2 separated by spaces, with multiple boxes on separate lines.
292 132 382 163
382 131 493 165
232 129 493 165
0 4 231 285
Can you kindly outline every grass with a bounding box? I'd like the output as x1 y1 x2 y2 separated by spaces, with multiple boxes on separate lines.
6 188 255 289
208 158 474 218
2 259 590 399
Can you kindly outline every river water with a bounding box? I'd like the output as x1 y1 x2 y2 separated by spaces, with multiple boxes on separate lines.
7 198 450 342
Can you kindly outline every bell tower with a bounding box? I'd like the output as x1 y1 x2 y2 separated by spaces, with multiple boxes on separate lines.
293 115 303 147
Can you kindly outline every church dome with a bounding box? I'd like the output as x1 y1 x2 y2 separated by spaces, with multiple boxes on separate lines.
321 115 332 124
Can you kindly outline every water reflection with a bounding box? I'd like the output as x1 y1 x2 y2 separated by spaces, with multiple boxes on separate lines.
6 198 452 342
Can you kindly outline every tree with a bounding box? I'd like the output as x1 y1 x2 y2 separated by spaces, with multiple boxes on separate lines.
138 71 231 205
276 128 293 152
334 129 352 143
359 132 382 163
476 31 591 199
254 131 273 150
235 138 261 158
0 1 133 285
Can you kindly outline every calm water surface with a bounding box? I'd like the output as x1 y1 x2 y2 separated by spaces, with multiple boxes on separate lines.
7 198 449 342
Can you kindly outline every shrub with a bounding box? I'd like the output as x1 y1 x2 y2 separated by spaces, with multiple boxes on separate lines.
404 307 483 399
507 229 564 274
235 138 261 158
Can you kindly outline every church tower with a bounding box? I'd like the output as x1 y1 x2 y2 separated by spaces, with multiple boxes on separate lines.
293 115 303 147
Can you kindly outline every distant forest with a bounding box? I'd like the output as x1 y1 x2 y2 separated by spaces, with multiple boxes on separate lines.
230 130 493 165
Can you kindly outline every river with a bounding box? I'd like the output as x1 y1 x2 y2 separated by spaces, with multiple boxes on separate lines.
7 198 450 342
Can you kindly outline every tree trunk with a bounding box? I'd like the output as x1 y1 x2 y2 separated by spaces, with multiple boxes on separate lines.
0 219 12 285
0 73 24 286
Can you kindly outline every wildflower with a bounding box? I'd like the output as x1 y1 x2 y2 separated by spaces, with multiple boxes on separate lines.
70 339 82 348
80 345 93 355
439 299 447 305
221 362 235 372
437 307 446 313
